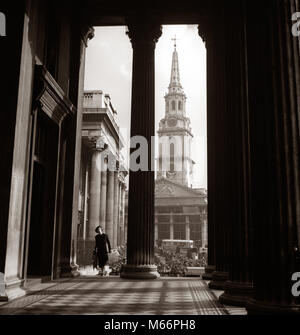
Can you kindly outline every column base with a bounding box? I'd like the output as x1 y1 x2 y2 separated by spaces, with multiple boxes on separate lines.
4 278 26 301
0 296 8 302
219 281 253 307
0 273 7 301
202 265 216 280
208 271 228 290
246 299 300 315
120 264 160 280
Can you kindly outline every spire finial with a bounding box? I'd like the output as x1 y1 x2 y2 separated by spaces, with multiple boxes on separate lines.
171 35 178 50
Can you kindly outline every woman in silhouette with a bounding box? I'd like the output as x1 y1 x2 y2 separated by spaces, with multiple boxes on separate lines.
95 226 111 276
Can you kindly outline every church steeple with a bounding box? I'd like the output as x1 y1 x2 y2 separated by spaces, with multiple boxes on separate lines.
163 39 187 118
157 38 195 187
169 38 183 93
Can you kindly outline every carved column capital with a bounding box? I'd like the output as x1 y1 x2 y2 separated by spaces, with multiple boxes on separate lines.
90 136 108 152
81 25 95 47
126 18 162 49
198 12 224 47
198 19 210 45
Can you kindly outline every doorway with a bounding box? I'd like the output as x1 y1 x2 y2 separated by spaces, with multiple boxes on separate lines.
26 110 59 277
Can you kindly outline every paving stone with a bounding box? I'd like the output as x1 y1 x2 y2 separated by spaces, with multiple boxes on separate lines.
0 276 246 315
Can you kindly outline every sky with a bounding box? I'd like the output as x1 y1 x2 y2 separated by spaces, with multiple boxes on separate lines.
84 25 207 189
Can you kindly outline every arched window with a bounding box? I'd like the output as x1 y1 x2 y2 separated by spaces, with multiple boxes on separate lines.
170 143 175 172
172 101 176 111
178 101 182 110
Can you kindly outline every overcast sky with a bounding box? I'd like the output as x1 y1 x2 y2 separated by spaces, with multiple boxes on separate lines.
84 25 207 189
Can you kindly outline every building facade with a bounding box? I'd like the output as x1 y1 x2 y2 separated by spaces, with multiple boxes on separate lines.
155 42 207 247
77 91 127 265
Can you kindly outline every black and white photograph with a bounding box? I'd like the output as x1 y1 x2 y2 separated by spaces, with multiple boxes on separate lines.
0 0 300 325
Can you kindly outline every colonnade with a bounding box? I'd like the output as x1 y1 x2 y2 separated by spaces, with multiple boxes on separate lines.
85 140 127 248
120 1 300 314
198 0 300 314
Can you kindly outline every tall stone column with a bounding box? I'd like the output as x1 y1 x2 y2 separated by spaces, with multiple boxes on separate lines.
1 1 36 300
117 182 122 246
198 22 215 281
218 0 253 307
112 169 119 249
201 219 208 248
120 19 162 279
185 216 190 240
83 162 90 240
99 157 107 231
245 0 300 314
170 213 174 240
198 17 229 285
155 217 158 245
87 143 102 240
55 24 94 279
121 183 126 246
105 168 115 244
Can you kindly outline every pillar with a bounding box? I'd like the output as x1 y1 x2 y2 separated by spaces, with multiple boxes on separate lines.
117 181 122 246
83 161 89 240
122 185 127 245
99 157 107 231
198 21 215 281
120 183 126 246
0 1 27 301
245 0 300 314
120 18 162 279
201 219 208 248
105 168 115 244
170 213 174 240
198 15 229 285
185 216 190 240
155 217 158 244
112 169 119 249
87 145 102 240
219 0 253 307
58 23 94 278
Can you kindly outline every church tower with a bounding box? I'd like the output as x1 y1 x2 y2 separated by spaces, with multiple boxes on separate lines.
157 39 195 187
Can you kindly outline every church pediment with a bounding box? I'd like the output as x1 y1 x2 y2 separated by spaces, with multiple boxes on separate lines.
155 178 201 198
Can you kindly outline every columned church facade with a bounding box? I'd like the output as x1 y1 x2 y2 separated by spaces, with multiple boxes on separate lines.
1 0 299 314
77 91 127 265
155 43 207 247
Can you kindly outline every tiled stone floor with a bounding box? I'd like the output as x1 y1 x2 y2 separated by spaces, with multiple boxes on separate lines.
0 276 246 315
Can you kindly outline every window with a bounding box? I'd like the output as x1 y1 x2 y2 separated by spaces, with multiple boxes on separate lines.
158 224 170 240
190 223 201 241
158 215 170 223
170 143 174 172
178 101 182 110
159 144 162 170
174 215 185 223
172 100 176 111
174 224 186 240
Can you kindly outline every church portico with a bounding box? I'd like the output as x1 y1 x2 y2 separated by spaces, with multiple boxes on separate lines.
77 91 128 266
0 0 299 315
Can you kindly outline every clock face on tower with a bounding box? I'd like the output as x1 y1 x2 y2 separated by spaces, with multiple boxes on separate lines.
167 118 177 127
